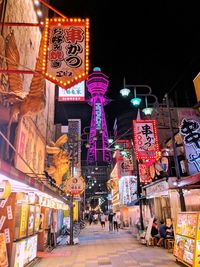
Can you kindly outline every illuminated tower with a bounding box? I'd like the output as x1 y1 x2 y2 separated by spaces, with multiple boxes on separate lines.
86 67 111 163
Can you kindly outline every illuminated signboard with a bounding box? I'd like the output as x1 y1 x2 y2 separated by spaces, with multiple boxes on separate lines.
42 17 89 89
95 102 102 129
178 108 200 175
64 176 85 196
58 81 85 101
133 120 160 160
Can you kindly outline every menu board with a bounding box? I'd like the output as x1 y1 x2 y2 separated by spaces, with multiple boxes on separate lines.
27 205 35 236
11 235 38 267
174 212 200 267
34 206 41 233
0 233 8 267
176 213 197 238
174 235 194 265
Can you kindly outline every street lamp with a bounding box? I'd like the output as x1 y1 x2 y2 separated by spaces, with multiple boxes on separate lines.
119 82 159 231
120 82 159 116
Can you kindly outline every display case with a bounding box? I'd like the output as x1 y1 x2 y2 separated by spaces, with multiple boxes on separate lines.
174 212 200 267
10 235 38 267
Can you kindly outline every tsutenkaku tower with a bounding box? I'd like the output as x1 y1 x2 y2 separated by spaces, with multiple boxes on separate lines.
86 67 111 163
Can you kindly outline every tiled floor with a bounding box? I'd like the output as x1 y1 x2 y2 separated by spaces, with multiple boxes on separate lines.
34 223 183 267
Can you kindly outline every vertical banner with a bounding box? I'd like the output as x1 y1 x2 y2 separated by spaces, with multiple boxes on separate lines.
68 119 81 176
178 108 200 175
133 120 160 160
42 18 89 89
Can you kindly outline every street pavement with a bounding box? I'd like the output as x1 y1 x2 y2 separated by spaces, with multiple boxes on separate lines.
34 222 183 267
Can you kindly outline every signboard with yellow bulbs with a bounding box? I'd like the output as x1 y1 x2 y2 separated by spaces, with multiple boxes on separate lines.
42 17 90 89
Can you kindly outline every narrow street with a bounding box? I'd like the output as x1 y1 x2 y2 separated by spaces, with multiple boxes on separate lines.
34 223 182 267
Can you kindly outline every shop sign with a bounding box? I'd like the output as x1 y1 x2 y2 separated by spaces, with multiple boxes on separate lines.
118 176 137 205
145 180 169 198
95 102 102 130
58 81 85 102
133 120 160 160
0 180 11 200
42 17 89 89
14 117 45 176
64 176 85 196
178 108 200 175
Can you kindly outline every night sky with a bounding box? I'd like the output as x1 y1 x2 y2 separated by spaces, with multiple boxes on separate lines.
50 1 200 130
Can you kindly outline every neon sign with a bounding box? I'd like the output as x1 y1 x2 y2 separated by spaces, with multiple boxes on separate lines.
95 102 102 130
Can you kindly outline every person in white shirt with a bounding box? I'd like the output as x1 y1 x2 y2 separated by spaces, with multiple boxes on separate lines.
100 213 106 229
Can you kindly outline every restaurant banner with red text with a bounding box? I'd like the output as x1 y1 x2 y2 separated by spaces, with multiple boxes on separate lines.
42 18 89 89
133 120 160 160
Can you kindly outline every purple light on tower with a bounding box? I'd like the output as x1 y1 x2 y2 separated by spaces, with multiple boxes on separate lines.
86 67 111 163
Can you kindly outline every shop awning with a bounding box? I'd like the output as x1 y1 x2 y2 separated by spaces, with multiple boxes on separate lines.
177 172 200 188
0 159 70 204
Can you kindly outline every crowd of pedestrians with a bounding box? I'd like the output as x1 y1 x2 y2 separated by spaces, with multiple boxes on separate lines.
85 210 121 232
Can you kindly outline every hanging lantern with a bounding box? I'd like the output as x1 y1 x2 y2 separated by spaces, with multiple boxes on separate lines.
120 88 131 97
142 107 153 115
130 97 142 107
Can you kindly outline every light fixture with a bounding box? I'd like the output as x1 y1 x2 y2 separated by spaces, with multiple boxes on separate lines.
114 144 120 150
173 181 178 186
108 138 114 144
142 96 153 115
131 97 142 107
36 9 43 17
34 0 40 6
85 143 90 148
120 88 131 97
142 107 153 115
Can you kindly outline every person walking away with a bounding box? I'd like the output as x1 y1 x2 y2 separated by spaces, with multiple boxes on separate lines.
100 212 106 229
108 211 114 231
113 213 118 232
89 212 93 225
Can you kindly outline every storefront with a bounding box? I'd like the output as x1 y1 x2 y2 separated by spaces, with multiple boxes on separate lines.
144 177 177 225
0 159 69 267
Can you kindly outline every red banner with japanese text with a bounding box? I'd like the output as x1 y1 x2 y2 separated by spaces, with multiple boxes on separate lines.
42 18 89 89
133 120 160 160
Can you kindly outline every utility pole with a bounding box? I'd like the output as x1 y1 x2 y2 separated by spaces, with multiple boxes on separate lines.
69 142 74 245
136 160 144 230
165 93 186 211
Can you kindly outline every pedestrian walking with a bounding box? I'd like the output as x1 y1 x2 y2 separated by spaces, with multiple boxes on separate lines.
108 211 114 231
89 212 93 225
100 212 106 229
113 213 118 232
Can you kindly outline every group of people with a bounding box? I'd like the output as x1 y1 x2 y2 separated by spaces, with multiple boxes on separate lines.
151 218 174 246
86 211 120 231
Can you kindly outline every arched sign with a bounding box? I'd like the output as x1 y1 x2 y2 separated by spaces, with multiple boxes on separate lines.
64 176 85 196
